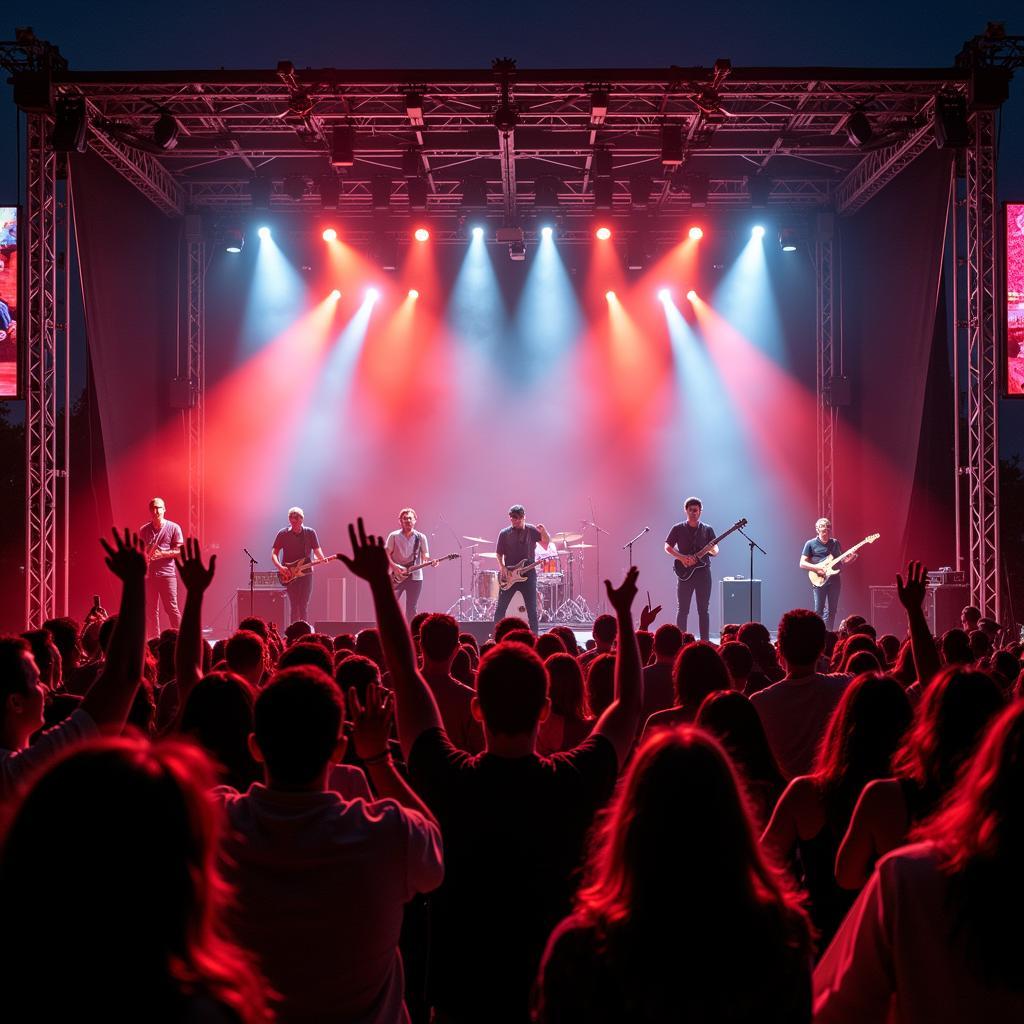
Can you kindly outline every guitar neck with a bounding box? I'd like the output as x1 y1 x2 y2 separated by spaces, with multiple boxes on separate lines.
700 521 744 555
834 537 874 562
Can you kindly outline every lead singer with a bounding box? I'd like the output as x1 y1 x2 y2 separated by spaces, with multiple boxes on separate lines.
494 504 551 634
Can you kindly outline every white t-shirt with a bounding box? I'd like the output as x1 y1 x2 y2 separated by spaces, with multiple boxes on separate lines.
385 530 429 581
217 784 443 1024
0 708 98 801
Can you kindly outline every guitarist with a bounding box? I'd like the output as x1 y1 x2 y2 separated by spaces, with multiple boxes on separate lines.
494 505 551 634
799 517 856 630
139 496 184 638
664 496 718 641
385 507 431 621
271 507 327 625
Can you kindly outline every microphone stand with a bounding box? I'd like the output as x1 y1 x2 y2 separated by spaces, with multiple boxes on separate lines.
439 512 469 620
243 548 258 619
735 527 766 623
583 498 610 614
623 526 650 569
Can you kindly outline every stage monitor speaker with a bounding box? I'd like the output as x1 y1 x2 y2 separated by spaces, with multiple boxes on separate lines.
236 589 285 628
869 585 969 636
721 578 761 626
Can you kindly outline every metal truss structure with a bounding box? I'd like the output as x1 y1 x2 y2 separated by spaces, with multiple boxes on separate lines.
5 26 1021 623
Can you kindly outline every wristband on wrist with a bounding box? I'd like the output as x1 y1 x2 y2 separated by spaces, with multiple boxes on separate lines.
362 749 393 766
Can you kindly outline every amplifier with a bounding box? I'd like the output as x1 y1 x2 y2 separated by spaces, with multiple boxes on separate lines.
251 571 282 589
721 578 762 626
927 569 966 586
870 584 969 636
236 589 286 628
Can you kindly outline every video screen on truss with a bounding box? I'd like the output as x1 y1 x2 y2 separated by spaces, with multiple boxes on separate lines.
0 206 18 399
1008 202 1024 397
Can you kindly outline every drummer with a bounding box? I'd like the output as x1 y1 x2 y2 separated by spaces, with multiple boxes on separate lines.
535 537 560 575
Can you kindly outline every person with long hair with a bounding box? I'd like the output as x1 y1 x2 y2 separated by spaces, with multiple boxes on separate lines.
814 701 1024 1021
538 653 594 755
695 690 786 830
536 727 813 1022
761 673 912 949
640 640 731 738
834 667 1004 890
0 736 272 1023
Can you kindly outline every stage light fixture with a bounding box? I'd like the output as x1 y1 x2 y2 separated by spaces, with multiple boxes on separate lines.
593 178 614 211
658 288 671 302
318 173 340 210
845 109 874 148
688 226 704 241
405 91 425 127
376 236 399 272
625 236 646 271
223 227 244 253
283 174 307 201
367 287 380 303
661 123 684 166
152 111 179 150
751 224 766 239
257 226 271 240
322 228 337 242
331 126 355 167
508 239 527 261
595 226 612 241
330 289 341 300
686 289 697 301
51 97 88 153
408 177 428 211
403 147 422 179
747 175 772 208
933 94 969 149
589 88 609 126
605 290 616 301
414 227 430 242
540 225 553 239
472 225 485 240
249 176 273 210
779 227 800 252
408 289 419 299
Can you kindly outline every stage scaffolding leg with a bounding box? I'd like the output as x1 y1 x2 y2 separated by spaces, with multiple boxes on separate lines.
183 216 205 540
815 218 837 524
24 113 60 628
963 110 1000 620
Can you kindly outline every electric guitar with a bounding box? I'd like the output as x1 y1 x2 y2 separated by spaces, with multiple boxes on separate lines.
278 554 339 585
808 533 880 588
673 518 749 582
391 552 460 585
499 555 553 591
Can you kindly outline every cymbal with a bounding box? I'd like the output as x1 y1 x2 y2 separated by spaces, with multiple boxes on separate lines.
550 531 583 543
568 543 595 549
475 552 499 559
463 535 491 544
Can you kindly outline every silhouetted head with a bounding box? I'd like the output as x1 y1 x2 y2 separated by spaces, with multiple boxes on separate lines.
777 609 826 670
672 641 731 709
475 642 549 736
420 613 461 664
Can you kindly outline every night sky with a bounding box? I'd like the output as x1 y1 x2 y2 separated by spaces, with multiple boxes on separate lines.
1 1 1022 455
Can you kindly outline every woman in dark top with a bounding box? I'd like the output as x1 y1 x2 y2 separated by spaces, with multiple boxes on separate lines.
696 690 787 830
538 653 594 754
536 726 813 1023
762 673 912 950
640 641 731 738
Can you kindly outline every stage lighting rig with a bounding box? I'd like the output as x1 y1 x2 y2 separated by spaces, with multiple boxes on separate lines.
405 90 425 127
661 123 684 166
152 111 179 150
846 108 874 148
223 226 244 253
403 147 422 179
589 87 610 126
331 126 355 167
497 225 526 261
779 226 803 252
492 57 520 133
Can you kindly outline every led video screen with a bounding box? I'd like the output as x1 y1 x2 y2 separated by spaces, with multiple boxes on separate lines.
0 206 18 398
1008 202 1024 396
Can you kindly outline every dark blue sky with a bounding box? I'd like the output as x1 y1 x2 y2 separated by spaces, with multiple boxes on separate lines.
2 3 1022 452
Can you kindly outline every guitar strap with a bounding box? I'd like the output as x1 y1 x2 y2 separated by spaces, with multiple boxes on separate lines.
412 533 421 568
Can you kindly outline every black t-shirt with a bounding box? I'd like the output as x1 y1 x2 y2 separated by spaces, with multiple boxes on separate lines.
273 526 320 564
496 524 542 572
666 521 716 570
408 727 619 1021
801 537 842 564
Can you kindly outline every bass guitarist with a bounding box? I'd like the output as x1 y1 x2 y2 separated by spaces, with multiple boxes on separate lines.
385 507 431 621
664 496 718 641
494 504 551 634
799 517 856 630
271 507 327 625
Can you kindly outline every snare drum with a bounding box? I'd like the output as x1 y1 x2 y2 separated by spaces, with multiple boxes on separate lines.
475 570 499 600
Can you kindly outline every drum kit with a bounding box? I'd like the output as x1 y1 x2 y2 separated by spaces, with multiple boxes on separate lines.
447 530 598 624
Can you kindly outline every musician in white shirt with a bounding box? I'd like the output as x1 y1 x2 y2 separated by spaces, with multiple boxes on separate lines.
385 508 430 621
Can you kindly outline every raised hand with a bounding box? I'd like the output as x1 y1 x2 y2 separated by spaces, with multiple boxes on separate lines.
605 566 640 616
896 560 928 610
176 537 217 593
99 528 147 582
348 682 395 759
639 602 662 632
338 517 391 585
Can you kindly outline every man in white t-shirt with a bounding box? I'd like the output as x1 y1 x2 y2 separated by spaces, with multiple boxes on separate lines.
218 666 443 1024
385 508 430 621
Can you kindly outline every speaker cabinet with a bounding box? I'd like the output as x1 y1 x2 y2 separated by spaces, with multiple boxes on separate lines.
869 585 969 636
721 578 762 626
236 589 286 628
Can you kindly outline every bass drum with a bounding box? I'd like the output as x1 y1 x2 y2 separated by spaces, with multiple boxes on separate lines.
506 590 543 624
475 570 499 601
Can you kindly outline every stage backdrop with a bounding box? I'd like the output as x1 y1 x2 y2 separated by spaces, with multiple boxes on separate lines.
70 149 952 636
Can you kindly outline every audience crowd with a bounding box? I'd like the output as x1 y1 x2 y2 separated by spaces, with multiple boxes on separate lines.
1 526 1023 1022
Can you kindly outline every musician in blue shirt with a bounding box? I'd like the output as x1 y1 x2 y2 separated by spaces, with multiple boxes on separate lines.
664 497 718 641
799 517 856 630
494 505 551 634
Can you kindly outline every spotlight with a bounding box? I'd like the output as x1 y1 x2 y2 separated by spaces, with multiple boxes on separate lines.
595 225 612 241
152 111 179 150
657 288 671 302
540 225 553 239
508 239 527 261
846 109 874 148
779 227 800 252
686 289 697 301
661 123 684 166
414 227 430 242
330 289 341 300
408 289 419 299
751 225 766 239
589 88 610 126
331 126 355 167
688 226 704 241
257 226 271 240
472 225 485 240
322 228 337 242
224 227 244 253
605 290 616 301
366 287 380 303
405 91 425 127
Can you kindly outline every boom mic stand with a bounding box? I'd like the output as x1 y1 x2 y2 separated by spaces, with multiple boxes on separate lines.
736 526 766 623
624 526 650 568
244 548 258 618
582 500 610 615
